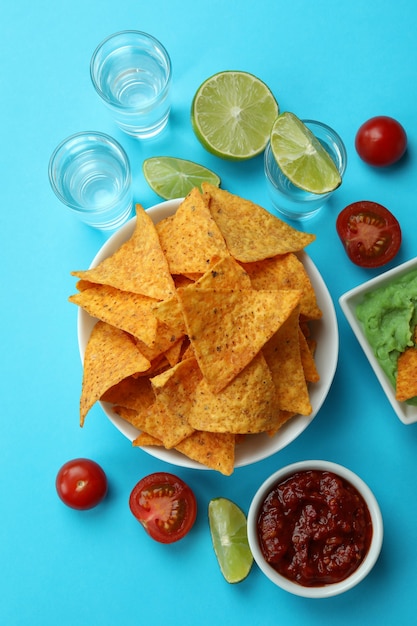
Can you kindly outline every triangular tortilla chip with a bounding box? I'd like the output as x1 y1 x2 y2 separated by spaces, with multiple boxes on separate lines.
72 204 175 300
266 410 298 437
242 252 322 320
203 183 315 261
69 284 158 345
133 320 185 362
187 352 279 433
163 337 185 367
132 430 236 476
113 406 144 430
116 396 194 449
132 431 161 446
263 308 312 415
156 187 229 274
298 327 320 383
80 321 151 426
177 286 302 393
152 295 187 336
396 347 417 401
193 255 252 289
175 431 235 476
150 357 203 415
101 376 155 412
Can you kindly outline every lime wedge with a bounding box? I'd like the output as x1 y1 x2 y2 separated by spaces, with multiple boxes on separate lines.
270 111 342 194
208 497 253 584
191 71 279 161
143 156 221 200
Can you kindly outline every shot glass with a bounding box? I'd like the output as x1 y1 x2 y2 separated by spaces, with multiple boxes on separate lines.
90 30 172 138
264 120 347 221
48 131 133 230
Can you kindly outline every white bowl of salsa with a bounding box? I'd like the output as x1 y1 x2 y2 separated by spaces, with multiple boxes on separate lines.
339 257 417 425
247 460 383 598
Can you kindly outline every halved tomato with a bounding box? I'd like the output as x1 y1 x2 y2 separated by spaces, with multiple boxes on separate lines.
336 201 402 268
129 472 197 543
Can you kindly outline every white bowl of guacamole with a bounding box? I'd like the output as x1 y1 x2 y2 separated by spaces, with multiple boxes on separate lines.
339 257 417 425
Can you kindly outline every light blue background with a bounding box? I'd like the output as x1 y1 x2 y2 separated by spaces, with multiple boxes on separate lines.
2 1 417 624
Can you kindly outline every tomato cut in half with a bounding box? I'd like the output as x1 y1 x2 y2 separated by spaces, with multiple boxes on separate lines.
129 472 197 543
336 201 402 268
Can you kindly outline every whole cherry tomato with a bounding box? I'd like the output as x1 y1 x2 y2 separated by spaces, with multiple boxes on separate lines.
56 458 108 510
129 472 197 543
336 201 402 268
355 116 407 167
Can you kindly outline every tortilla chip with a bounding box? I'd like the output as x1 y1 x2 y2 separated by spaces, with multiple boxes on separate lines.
101 376 155 412
154 214 174 242
203 183 315 261
113 406 145 430
72 204 175 300
116 396 194 449
263 308 312 415
242 253 322 320
181 342 195 361
156 187 229 274
69 284 158 346
134 320 184 361
188 272 207 280
266 410 297 436
396 347 417 401
193 255 252 290
132 430 235 476
187 352 279 433
152 295 187 336
298 327 320 383
133 431 161 446
151 357 203 415
178 286 301 393
175 431 235 476
164 337 185 367
173 274 195 289
132 353 170 378
80 321 151 426
75 279 97 291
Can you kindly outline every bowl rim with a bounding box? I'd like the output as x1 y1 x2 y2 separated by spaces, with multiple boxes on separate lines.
247 459 383 598
76 198 339 470
339 256 417 425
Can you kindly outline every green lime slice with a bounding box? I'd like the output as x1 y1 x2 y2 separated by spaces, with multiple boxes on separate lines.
191 70 279 161
143 156 221 200
270 111 342 194
208 497 253 584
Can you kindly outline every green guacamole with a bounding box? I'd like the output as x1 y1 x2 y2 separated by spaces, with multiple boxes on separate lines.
356 268 417 403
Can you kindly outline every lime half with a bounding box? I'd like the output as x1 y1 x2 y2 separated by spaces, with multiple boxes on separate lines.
208 497 253 584
270 111 342 194
143 157 221 200
191 71 279 161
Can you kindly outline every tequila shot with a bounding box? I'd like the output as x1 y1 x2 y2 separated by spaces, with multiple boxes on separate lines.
48 131 133 230
90 30 172 138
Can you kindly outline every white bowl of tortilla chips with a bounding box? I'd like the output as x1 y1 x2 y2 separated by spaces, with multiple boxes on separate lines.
71 184 338 475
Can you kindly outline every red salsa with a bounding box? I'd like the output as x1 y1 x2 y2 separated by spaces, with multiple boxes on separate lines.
257 470 373 587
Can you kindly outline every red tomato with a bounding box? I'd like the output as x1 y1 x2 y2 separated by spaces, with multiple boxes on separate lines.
56 458 108 510
129 472 197 543
355 116 407 167
336 201 402 268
